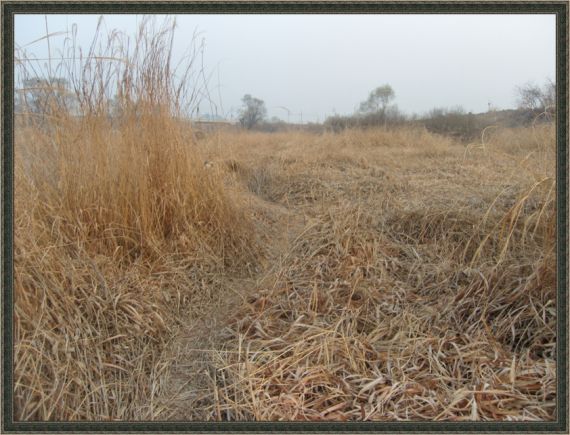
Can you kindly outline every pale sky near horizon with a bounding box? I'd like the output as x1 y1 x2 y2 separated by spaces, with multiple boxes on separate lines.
15 14 555 123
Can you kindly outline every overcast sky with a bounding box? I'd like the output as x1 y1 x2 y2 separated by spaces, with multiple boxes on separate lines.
15 14 555 123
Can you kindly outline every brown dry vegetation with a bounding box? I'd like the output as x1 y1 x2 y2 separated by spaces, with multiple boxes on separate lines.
168 124 555 421
14 119 557 422
14 19 258 420
13 20 556 422
14 113 257 420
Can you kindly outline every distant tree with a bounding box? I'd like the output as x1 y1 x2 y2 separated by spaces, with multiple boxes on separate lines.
358 85 396 127
239 94 267 129
516 80 556 112
22 77 75 116
544 79 556 110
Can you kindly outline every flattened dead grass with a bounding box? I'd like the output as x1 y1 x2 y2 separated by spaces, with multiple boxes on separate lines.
191 125 556 422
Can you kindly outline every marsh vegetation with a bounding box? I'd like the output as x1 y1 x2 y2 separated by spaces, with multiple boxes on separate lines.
13 19 556 421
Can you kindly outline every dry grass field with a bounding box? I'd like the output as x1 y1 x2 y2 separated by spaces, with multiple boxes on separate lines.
13 20 556 422
15 118 556 421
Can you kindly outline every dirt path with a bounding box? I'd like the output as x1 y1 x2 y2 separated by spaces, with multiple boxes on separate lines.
157 196 306 420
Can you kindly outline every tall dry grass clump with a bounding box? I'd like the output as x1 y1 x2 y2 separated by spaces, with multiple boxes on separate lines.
14 18 257 420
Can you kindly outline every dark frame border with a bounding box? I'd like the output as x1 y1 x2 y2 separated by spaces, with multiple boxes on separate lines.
1 2 568 433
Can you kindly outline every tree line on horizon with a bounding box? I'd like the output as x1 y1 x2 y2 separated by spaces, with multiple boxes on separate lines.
233 80 556 138
16 76 556 140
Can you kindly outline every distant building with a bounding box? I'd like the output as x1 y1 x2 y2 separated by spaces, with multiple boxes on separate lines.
191 118 238 132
